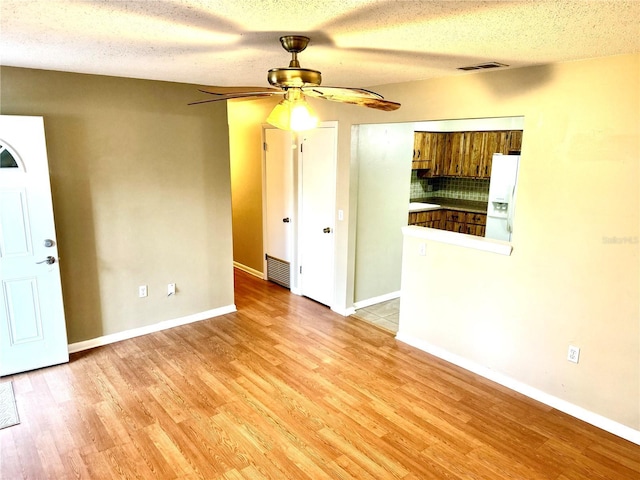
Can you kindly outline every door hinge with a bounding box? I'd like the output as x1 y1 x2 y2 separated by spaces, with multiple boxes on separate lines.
300 266 302 274
300 143 303 153
263 142 267 151
265 253 268 260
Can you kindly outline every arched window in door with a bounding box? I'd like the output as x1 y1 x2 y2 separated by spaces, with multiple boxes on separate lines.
0 142 22 169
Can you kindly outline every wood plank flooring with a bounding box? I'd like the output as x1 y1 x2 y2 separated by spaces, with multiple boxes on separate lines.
1 268 639 479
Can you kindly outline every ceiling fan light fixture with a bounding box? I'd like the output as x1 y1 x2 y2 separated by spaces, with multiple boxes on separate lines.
266 89 318 132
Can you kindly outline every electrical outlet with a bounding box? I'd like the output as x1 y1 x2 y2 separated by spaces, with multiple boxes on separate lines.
567 345 580 363
138 285 148 298
167 283 176 296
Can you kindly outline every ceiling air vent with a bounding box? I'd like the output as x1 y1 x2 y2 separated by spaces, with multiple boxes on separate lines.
458 62 509 71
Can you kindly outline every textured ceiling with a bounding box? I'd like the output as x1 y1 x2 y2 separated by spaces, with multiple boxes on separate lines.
1 0 639 89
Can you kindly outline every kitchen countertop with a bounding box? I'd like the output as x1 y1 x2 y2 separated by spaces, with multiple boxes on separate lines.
408 202 442 213
410 197 488 214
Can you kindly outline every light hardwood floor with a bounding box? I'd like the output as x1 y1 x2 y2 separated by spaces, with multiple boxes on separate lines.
1 269 638 479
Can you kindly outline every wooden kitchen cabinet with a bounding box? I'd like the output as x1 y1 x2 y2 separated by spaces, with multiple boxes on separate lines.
479 131 507 178
464 212 487 236
465 212 487 224
408 209 443 228
441 209 487 236
506 130 523 153
413 132 423 161
445 132 467 176
428 209 443 228
466 131 485 177
412 132 431 170
446 131 487 178
410 208 485 237
413 129 523 179
445 210 465 223
413 132 447 176
479 130 522 178
425 133 447 176
444 210 466 233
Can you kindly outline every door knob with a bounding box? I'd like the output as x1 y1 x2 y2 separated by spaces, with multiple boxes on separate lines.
323 227 332 233
282 217 290 223
36 256 56 265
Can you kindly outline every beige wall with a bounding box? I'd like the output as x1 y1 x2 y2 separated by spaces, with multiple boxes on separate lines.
1 67 235 344
353 123 413 303
227 98 278 274
383 55 638 431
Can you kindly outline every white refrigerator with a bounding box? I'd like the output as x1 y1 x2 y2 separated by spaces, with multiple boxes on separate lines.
485 154 520 241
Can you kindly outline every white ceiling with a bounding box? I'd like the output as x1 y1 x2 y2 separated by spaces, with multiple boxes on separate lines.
1 0 639 89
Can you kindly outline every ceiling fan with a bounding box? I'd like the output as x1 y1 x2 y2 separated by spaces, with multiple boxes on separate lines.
190 35 401 131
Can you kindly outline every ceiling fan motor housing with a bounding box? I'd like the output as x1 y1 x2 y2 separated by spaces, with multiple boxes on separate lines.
268 67 322 88
268 35 322 88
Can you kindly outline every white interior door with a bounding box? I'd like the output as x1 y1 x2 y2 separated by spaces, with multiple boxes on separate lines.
264 128 294 287
0 115 69 376
298 124 337 307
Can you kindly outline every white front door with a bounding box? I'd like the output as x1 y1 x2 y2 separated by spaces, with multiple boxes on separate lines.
264 128 294 287
0 115 69 376
298 124 337 307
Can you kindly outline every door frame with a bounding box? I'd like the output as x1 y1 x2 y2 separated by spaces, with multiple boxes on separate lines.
261 121 338 305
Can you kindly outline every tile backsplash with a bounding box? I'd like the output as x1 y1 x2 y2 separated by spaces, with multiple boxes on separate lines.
409 171 431 199
410 172 490 202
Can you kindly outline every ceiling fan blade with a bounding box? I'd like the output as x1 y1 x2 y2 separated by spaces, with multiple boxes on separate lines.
335 96 401 111
199 86 282 95
189 92 278 105
188 87 285 105
305 86 384 99
305 86 400 111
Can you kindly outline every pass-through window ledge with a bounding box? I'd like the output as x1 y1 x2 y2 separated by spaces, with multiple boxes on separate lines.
402 226 513 256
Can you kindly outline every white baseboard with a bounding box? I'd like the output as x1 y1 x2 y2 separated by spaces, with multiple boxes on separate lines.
353 291 401 310
395 331 640 446
68 305 237 354
233 262 264 279
332 306 356 317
